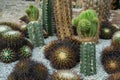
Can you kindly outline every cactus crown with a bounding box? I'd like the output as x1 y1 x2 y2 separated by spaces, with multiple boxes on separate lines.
73 9 99 38
25 4 39 21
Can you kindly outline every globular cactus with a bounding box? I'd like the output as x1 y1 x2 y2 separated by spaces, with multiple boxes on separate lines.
0 48 16 63
80 42 96 76
112 31 120 47
0 25 12 38
107 72 120 80
27 21 44 47
42 0 55 36
73 9 99 42
25 4 39 21
49 70 82 80
52 0 73 40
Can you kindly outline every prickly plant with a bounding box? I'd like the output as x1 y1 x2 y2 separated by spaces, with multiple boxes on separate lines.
112 31 120 47
27 21 44 47
25 4 39 21
80 42 96 76
52 0 73 40
42 0 55 36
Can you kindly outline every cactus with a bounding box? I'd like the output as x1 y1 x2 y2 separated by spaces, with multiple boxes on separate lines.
80 42 96 76
27 21 44 47
112 31 120 47
52 0 73 40
42 0 55 35
25 4 39 21
73 9 99 42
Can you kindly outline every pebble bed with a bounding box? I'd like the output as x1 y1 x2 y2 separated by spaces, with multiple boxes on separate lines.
0 36 111 80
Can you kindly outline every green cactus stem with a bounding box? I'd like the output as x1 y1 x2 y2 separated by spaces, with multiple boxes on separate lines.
80 42 96 76
27 21 44 47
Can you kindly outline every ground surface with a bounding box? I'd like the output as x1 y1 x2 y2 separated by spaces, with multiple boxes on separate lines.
0 36 111 80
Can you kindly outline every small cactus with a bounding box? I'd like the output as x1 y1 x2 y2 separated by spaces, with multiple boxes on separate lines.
25 4 39 21
27 21 44 47
80 42 96 76
112 31 120 46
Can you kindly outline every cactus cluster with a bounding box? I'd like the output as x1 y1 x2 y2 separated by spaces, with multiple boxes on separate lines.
42 0 55 36
49 70 82 80
44 38 80 69
52 0 73 40
8 59 49 80
0 25 33 63
25 4 39 21
80 42 96 76
27 21 44 47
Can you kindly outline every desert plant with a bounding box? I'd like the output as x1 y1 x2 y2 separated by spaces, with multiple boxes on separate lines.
27 21 44 47
80 42 96 76
25 4 39 21
52 0 73 40
112 31 120 47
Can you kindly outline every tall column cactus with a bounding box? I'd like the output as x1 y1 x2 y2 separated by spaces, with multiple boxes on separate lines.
42 0 55 36
80 42 96 76
52 0 73 40
27 21 44 47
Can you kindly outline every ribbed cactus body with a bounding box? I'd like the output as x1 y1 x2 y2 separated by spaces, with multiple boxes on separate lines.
27 21 44 47
80 42 96 76
42 0 55 36
52 0 73 40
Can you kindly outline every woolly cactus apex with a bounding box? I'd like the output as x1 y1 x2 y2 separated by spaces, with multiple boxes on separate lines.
112 31 120 46
25 4 39 21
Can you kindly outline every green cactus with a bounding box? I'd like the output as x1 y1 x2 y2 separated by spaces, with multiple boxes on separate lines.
0 48 16 63
42 0 55 35
25 4 39 21
27 21 44 47
80 42 96 76
112 31 120 46
73 9 99 38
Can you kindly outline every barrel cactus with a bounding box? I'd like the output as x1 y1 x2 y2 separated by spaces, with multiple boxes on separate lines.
112 31 120 47
25 4 39 21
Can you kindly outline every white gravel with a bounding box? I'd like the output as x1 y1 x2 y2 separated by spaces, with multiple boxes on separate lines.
0 36 111 80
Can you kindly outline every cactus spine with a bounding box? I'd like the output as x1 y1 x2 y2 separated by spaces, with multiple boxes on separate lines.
52 0 73 40
42 0 55 35
25 5 39 21
27 21 44 47
80 42 96 76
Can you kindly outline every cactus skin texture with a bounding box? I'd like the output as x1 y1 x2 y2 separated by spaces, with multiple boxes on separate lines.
52 0 73 40
27 21 44 47
49 70 82 80
75 9 99 39
0 48 16 63
80 42 96 76
42 0 55 36
25 5 39 21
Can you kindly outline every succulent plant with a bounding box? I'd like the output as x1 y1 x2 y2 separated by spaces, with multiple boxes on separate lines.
2 30 23 49
0 25 12 38
25 4 39 21
8 59 49 80
0 48 16 63
101 46 120 74
80 42 96 76
52 0 73 40
27 21 44 47
107 72 120 80
22 38 34 49
18 46 32 59
112 31 120 46
76 9 99 39
49 70 82 80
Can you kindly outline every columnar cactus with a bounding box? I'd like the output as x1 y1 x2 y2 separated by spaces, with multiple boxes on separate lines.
52 0 73 40
25 5 39 21
27 21 44 47
42 0 55 35
80 42 96 76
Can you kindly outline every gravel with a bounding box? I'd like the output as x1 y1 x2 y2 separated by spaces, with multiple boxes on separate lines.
0 36 111 80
